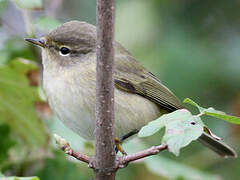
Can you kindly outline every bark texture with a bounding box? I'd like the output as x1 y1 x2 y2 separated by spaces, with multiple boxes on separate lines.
94 0 116 179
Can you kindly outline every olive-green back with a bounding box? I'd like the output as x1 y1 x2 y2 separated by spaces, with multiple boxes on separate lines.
114 42 184 112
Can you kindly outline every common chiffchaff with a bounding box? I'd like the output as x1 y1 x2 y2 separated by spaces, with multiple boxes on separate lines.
26 21 236 157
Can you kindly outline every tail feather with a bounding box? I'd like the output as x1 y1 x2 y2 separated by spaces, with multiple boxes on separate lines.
198 132 237 158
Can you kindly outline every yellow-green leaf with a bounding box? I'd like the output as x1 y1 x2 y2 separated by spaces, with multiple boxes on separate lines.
184 98 240 125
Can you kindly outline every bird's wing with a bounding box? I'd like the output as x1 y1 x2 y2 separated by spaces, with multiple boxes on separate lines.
113 44 237 158
114 43 183 112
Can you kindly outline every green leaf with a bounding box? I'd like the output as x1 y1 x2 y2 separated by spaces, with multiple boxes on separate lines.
184 98 240 125
138 116 164 137
204 111 240 125
13 0 42 9
0 59 48 147
138 109 204 156
34 16 61 33
183 98 205 112
162 110 204 156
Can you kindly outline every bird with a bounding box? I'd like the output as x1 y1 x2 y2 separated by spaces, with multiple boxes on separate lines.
25 20 236 158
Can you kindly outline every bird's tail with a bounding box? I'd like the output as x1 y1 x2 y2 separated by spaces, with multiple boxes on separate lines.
198 132 237 158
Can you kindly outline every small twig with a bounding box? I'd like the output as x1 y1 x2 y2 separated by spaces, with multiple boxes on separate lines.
117 144 168 168
64 146 92 164
54 134 91 165
54 134 168 170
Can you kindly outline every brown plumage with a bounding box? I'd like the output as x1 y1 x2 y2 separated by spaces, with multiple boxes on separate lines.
25 21 236 158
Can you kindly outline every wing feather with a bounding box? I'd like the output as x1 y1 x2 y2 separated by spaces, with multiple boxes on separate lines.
114 45 183 111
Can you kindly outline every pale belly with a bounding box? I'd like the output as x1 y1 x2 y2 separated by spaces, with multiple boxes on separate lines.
43 70 163 140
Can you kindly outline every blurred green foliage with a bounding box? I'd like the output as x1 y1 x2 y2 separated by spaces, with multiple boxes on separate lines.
0 176 39 180
0 38 35 64
33 16 61 33
0 60 48 147
0 124 15 163
0 0 7 17
13 0 42 9
0 0 239 179
36 150 92 180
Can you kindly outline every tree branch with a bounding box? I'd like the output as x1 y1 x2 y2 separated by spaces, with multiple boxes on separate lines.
55 134 167 170
117 144 168 167
54 134 91 164
94 0 116 179
63 145 91 164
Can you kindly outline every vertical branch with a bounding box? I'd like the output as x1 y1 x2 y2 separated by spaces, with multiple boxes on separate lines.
94 0 116 180
22 10 34 36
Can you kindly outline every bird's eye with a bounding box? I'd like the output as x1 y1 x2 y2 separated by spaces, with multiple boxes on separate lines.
59 47 71 56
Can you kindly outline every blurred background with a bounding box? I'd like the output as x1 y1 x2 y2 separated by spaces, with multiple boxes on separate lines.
0 0 240 179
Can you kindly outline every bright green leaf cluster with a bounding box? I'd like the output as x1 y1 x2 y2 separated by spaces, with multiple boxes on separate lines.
138 109 204 156
184 98 240 124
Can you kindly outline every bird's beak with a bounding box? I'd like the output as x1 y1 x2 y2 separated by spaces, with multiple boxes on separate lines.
25 38 47 48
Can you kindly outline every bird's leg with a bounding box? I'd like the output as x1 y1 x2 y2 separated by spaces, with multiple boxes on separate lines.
115 129 139 155
115 137 127 155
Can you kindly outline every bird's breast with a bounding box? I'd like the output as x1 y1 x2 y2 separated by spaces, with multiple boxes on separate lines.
43 62 163 140
43 63 97 140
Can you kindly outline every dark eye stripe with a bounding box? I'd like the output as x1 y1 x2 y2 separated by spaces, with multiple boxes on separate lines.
49 45 92 56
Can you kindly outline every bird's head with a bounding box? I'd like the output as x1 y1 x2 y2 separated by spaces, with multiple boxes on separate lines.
25 21 97 66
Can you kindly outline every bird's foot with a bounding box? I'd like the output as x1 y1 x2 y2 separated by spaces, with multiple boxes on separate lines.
115 137 127 156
